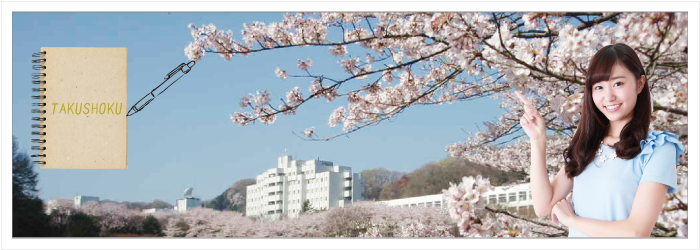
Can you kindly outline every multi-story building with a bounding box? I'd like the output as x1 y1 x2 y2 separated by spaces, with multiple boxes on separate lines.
246 155 362 220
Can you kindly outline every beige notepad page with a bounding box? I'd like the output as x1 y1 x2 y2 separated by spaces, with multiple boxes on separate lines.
40 48 128 169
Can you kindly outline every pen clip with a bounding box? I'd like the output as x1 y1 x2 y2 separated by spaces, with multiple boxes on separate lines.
166 64 185 80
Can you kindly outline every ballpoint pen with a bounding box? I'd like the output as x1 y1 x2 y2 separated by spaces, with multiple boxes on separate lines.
127 61 195 116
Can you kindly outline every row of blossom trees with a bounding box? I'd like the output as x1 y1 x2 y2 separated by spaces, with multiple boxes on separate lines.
184 12 687 237
43 175 685 238
163 200 561 237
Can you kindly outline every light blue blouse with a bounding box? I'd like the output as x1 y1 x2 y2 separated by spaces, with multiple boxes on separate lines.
568 130 684 237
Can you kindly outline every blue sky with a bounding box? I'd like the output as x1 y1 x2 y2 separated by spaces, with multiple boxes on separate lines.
12 12 506 205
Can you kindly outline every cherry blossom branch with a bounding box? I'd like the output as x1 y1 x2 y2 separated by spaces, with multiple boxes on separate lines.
512 13 619 38
485 206 568 233
233 46 453 126
204 28 449 56
303 68 464 141
653 103 688 116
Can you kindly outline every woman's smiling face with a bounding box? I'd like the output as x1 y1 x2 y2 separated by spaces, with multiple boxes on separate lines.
591 62 645 124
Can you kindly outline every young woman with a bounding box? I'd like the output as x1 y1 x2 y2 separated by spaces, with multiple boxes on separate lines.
516 43 684 237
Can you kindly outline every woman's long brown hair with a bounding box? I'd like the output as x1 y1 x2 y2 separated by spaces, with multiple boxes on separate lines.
563 43 652 178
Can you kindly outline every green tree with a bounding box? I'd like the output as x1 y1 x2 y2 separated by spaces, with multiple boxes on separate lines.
204 178 255 213
12 135 51 237
64 212 101 237
47 208 71 237
204 194 230 211
141 215 163 236
300 200 315 214
149 199 174 209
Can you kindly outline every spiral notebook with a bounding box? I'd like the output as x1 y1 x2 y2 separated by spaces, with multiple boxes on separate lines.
31 48 128 169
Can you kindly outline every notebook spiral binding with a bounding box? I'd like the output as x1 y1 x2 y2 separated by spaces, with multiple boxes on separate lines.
31 51 47 164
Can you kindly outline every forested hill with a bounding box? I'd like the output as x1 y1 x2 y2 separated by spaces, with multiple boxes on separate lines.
378 157 524 200
359 168 405 201
202 178 256 212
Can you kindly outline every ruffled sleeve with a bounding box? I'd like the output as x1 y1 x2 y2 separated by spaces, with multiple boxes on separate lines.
637 130 685 194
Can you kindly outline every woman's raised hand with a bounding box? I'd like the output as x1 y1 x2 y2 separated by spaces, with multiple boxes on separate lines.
515 91 546 142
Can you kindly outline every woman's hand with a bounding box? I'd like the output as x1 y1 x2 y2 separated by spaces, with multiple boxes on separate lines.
515 91 546 142
551 199 577 227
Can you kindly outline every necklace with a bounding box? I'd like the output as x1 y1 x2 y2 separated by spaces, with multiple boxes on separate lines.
596 141 617 163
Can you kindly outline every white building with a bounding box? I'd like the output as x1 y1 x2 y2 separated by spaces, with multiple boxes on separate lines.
174 197 201 212
382 194 444 208
246 155 362 220
143 208 177 215
484 182 534 215
382 183 535 216
74 195 99 208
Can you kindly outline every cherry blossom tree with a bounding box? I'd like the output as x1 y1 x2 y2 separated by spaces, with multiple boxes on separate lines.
77 201 145 235
185 12 687 237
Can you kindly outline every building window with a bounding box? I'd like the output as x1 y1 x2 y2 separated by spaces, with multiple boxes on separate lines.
434 201 441 207
509 192 516 202
519 191 527 201
489 195 497 204
498 194 506 203
529 192 532 200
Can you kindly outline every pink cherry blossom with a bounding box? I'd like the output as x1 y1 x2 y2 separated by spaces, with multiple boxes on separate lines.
297 58 313 70
275 68 288 79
